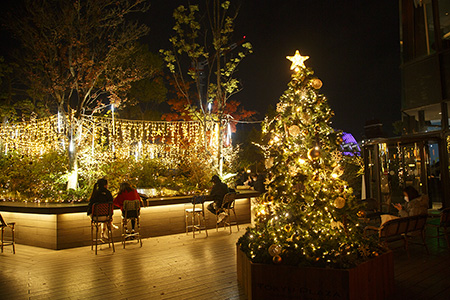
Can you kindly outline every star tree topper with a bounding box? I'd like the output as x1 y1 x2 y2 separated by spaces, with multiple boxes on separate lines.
287 50 309 72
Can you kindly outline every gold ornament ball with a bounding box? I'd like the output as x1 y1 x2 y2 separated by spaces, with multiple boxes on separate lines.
273 255 282 264
311 78 323 89
268 244 282 257
308 147 321 160
288 125 301 137
336 136 344 145
334 197 346 209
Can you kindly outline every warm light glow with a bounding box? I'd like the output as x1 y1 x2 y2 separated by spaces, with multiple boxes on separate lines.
0 115 207 166
286 50 309 71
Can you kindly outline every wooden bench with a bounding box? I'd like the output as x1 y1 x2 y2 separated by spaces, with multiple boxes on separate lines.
364 214 429 256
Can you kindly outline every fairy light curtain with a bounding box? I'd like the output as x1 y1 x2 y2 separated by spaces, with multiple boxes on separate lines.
0 115 205 163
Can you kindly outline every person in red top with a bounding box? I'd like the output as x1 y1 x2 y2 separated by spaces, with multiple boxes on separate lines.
114 182 142 231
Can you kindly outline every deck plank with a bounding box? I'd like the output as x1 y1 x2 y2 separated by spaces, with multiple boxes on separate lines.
1 223 450 299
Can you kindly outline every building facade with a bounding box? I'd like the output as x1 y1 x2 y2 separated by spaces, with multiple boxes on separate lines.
363 0 450 210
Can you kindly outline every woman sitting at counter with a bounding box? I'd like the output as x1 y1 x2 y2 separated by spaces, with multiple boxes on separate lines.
114 182 143 232
87 178 114 239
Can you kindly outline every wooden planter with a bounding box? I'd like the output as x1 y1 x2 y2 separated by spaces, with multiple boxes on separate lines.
237 246 394 300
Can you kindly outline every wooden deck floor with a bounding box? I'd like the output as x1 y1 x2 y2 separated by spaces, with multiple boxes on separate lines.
0 224 449 300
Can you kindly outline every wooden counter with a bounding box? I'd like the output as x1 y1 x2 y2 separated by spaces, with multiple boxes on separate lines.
0 191 259 249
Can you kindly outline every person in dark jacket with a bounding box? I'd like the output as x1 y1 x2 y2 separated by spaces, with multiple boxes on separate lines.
207 175 229 222
87 178 114 239
253 173 266 194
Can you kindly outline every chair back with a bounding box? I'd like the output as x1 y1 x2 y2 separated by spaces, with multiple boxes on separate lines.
123 200 141 219
440 208 450 226
380 218 406 238
406 214 428 234
222 192 236 209
0 214 7 227
379 214 427 238
91 202 113 222
192 195 206 204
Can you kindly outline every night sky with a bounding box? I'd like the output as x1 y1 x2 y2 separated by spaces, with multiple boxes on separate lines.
146 0 401 141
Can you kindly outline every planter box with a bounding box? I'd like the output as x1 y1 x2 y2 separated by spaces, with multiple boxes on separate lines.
237 246 394 300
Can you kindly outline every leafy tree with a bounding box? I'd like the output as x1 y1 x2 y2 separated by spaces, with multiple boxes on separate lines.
3 0 159 188
234 125 265 173
160 0 253 175
116 44 167 120
0 56 16 121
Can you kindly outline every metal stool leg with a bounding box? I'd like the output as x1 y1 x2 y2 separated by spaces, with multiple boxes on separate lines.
11 224 15 254
185 210 189 235
107 222 115 252
91 222 94 251
1 227 4 253
95 223 99 255
232 207 239 231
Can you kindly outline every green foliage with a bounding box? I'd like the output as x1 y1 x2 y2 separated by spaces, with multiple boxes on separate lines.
0 149 217 202
341 155 364 198
0 150 68 201
129 159 166 190
234 126 265 173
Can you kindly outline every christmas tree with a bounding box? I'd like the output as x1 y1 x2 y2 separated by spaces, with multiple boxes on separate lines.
238 50 383 268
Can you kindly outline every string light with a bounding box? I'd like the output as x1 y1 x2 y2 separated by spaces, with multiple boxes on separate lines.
0 114 213 167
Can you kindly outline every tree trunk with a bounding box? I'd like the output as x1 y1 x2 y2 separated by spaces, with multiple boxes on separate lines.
66 109 79 190
217 120 223 176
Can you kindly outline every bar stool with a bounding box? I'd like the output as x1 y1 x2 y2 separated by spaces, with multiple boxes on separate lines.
0 213 15 254
185 195 208 238
121 200 142 248
216 192 239 233
90 202 115 255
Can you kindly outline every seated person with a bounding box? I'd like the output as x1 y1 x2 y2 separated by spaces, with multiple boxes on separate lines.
114 182 142 232
393 186 429 217
245 174 256 188
87 178 114 240
207 175 230 223
381 186 429 225
235 169 247 187
253 173 266 194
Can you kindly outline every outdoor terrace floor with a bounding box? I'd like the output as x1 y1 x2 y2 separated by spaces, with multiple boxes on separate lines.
0 223 449 300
